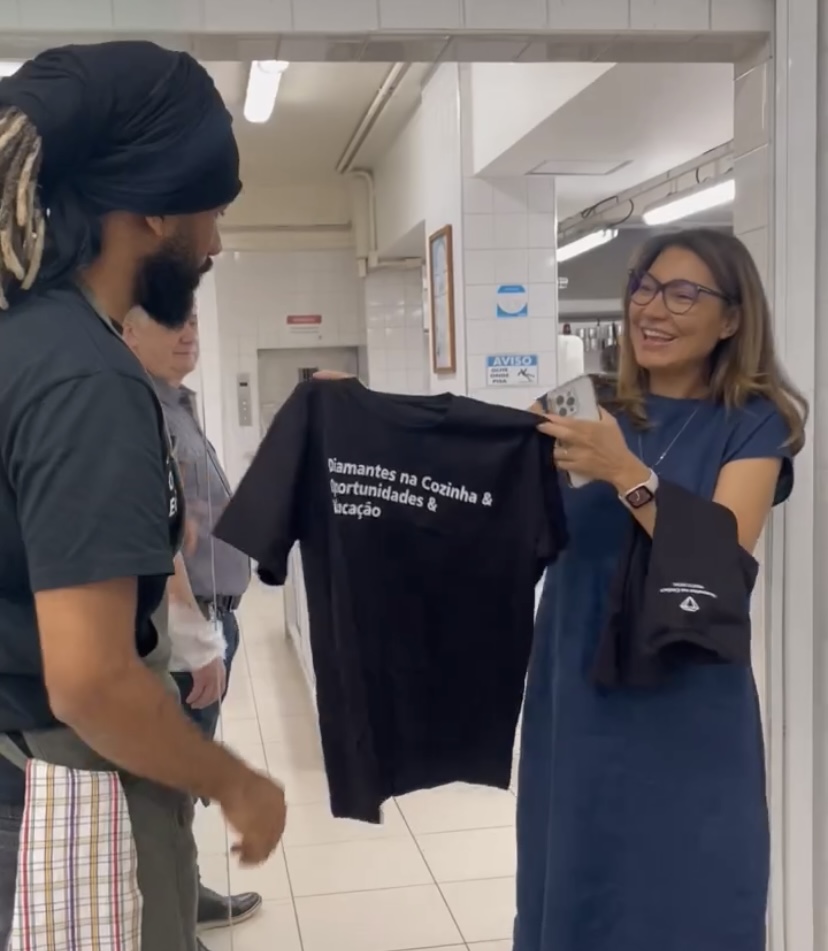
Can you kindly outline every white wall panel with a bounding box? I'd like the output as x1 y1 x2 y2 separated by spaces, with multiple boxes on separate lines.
202 0 293 32
291 0 379 32
546 0 630 31
757 0 820 947
19 0 112 30
0 0 772 39
188 270 226 467
711 0 773 32
629 0 710 30
374 109 427 256
463 0 548 30
467 63 614 176
379 0 463 30
111 0 203 32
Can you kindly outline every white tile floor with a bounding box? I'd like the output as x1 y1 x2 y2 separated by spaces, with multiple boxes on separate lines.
199 583 518 951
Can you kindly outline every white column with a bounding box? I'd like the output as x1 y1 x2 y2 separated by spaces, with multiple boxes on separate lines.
732 45 773 827
736 1 820 949
461 175 558 408
810 2 828 949
774 0 820 943
458 66 558 409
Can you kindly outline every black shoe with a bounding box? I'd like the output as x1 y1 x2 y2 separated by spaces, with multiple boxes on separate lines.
197 883 263 931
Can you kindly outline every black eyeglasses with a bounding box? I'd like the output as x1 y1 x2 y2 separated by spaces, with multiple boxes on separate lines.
627 270 735 316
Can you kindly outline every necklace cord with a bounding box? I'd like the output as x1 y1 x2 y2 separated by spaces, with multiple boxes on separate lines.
638 406 701 471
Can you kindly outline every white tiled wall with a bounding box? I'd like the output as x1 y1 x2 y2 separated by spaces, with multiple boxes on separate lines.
365 269 429 395
462 176 558 409
1 0 770 36
375 68 559 407
212 249 364 485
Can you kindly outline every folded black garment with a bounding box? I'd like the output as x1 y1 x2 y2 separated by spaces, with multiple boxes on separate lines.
593 481 757 688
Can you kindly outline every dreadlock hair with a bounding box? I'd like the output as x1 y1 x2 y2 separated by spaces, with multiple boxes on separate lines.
0 107 45 309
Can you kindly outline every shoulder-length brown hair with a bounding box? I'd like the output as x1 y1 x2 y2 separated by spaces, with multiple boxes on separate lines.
610 228 808 455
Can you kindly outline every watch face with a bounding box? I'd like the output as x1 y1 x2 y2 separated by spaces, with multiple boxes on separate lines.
626 485 655 509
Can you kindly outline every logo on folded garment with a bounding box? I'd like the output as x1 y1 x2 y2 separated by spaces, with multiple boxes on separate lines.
659 581 715 613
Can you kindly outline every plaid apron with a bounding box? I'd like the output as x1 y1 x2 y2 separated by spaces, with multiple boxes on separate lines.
0 738 141 951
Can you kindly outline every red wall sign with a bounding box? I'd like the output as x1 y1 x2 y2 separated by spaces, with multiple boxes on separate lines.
286 314 322 326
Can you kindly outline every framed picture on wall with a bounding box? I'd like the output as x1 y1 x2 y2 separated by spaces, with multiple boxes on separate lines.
428 224 457 374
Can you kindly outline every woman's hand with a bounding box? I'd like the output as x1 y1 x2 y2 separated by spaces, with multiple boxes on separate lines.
313 370 354 381
538 409 647 491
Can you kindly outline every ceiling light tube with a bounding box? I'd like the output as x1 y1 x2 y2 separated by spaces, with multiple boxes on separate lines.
244 60 289 124
557 228 618 263
642 179 735 226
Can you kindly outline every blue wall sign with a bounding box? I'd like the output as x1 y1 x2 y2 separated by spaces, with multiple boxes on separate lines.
485 353 539 386
496 284 529 318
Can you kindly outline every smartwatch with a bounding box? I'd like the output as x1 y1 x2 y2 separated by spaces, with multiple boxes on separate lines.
620 469 659 510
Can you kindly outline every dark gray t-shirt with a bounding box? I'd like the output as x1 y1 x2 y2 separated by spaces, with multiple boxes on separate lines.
0 284 178 799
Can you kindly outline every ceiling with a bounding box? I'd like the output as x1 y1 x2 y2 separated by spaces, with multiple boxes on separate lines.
205 61 428 186
206 59 735 244
477 62 734 220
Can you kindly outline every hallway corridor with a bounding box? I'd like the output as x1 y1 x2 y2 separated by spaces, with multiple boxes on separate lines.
200 583 518 951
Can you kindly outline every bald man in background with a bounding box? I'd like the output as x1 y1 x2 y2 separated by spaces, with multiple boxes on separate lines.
124 307 261 935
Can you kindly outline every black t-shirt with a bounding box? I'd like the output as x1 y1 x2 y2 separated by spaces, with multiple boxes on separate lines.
215 378 566 822
0 284 178 799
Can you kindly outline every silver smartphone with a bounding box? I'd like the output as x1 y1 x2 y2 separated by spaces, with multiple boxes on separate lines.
539 374 600 488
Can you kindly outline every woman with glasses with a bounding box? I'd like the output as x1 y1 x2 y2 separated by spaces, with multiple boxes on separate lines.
517 228 807 951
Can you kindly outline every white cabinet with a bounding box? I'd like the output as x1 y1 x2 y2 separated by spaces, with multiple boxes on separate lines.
283 545 316 695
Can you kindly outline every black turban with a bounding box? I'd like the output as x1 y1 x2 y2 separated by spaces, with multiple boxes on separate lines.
0 40 241 216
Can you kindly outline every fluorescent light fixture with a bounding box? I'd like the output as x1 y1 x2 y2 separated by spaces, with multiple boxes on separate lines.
557 228 618 263
0 62 23 78
642 179 735 226
243 60 289 124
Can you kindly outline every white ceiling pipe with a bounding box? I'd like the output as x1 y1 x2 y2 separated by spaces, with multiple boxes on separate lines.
335 63 409 174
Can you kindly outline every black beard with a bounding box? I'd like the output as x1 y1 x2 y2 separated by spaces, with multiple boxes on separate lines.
134 246 212 330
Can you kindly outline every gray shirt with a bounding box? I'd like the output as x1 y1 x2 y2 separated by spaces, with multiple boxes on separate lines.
153 377 251 600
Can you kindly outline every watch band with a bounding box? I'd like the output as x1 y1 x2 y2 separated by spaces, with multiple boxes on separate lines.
620 469 659 510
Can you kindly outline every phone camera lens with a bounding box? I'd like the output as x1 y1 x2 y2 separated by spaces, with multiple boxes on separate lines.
566 396 575 407
559 407 568 416
555 395 565 406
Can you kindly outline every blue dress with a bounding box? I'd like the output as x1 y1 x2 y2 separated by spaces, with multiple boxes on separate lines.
514 394 792 951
